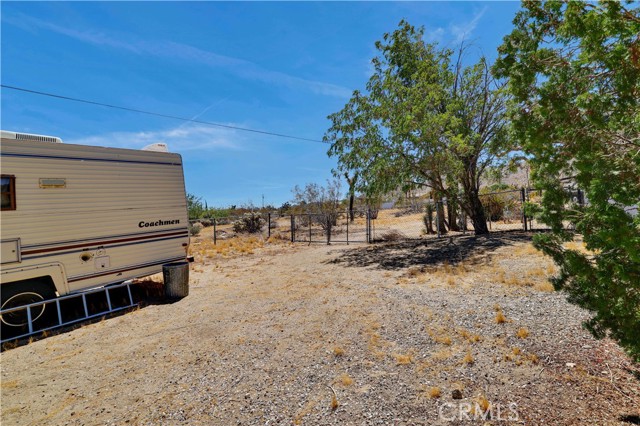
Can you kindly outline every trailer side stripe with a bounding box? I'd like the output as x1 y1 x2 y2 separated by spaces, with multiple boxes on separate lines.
21 227 188 250
21 230 188 255
21 234 188 261
67 256 186 283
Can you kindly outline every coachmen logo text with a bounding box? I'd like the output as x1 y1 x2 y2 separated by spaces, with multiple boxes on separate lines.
138 219 181 228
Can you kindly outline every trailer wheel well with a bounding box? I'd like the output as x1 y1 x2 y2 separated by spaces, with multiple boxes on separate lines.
1 276 58 327
1 276 57 296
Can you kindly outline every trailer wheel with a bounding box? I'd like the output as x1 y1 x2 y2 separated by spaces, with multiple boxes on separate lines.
1 279 57 331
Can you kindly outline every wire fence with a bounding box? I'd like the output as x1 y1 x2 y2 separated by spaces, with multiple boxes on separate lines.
189 188 586 245
369 188 580 241
189 211 370 245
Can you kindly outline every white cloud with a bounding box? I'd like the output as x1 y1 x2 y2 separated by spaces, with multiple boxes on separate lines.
425 27 445 43
66 124 242 152
5 13 351 98
450 7 487 45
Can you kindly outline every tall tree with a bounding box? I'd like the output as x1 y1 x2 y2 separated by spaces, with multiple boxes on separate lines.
325 21 511 235
344 172 359 223
494 1 640 360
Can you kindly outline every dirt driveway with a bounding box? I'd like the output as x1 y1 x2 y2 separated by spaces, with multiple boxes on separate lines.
1 233 639 425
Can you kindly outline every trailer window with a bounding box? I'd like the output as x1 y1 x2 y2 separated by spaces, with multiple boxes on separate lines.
1 175 16 211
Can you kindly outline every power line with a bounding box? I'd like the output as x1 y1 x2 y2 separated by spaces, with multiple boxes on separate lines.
1 84 325 144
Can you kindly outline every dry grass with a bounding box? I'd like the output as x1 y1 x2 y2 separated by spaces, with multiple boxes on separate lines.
189 235 266 260
1 380 18 389
337 373 353 386
431 348 452 361
516 327 530 339
462 351 474 365
427 387 441 399
332 346 345 357
1 341 18 351
394 353 414 365
458 328 482 343
472 394 491 415
329 387 339 411
434 335 452 345
495 310 507 324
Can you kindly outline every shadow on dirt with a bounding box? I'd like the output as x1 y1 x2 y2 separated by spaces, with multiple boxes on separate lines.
328 230 537 271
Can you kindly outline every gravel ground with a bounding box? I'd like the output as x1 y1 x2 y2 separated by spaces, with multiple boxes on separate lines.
1 232 638 425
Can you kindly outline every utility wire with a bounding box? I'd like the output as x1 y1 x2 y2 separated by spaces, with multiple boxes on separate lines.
1 84 325 144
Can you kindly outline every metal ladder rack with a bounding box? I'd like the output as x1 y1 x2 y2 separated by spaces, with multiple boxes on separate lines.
1 281 137 344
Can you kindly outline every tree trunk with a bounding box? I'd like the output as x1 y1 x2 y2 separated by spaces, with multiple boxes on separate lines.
436 201 448 234
468 193 489 235
349 193 355 222
424 203 435 234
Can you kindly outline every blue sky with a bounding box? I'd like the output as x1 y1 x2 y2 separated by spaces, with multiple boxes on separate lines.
1 1 521 208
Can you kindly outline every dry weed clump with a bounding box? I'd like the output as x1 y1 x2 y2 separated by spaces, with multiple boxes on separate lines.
337 373 353 386
471 394 491 415
332 346 345 357
462 351 475 365
458 328 482 343
427 386 441 399
434 335 452 346
394 352 414 365
516 327 530 339
495 309 507 324
501 346 539 365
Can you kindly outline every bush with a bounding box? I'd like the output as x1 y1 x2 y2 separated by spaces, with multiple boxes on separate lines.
199 219 212 228
188 222 203 236
232 213 265 234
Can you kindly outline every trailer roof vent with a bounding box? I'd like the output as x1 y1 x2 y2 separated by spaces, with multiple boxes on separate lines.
1 130 63 143
142 142 169 153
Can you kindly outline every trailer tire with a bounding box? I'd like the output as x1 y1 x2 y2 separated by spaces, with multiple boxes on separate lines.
1 279 57 338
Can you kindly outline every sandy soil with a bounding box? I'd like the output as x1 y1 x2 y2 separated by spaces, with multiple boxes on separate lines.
1 232 639 425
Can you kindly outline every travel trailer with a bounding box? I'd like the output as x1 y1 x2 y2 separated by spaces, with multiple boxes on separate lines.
0 130 190 331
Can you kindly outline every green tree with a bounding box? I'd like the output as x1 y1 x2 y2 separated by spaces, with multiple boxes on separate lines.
186 193 205 219
325 21 512 235
494 1 640 360
292 179 343 244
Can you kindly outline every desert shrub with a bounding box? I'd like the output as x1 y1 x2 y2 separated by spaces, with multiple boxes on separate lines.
199 219 212 228
232 213 265 234
188 222 203 236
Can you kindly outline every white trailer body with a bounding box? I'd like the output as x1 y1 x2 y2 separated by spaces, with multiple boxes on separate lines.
0 131 190 305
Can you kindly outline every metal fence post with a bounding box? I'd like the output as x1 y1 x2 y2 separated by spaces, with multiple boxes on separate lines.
268 213 271 239
521 187 528 231
213 218 217 245
290 215 295 243
309 215 313 244
366 209 371 243
436 201 441 239
346 210 349 245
